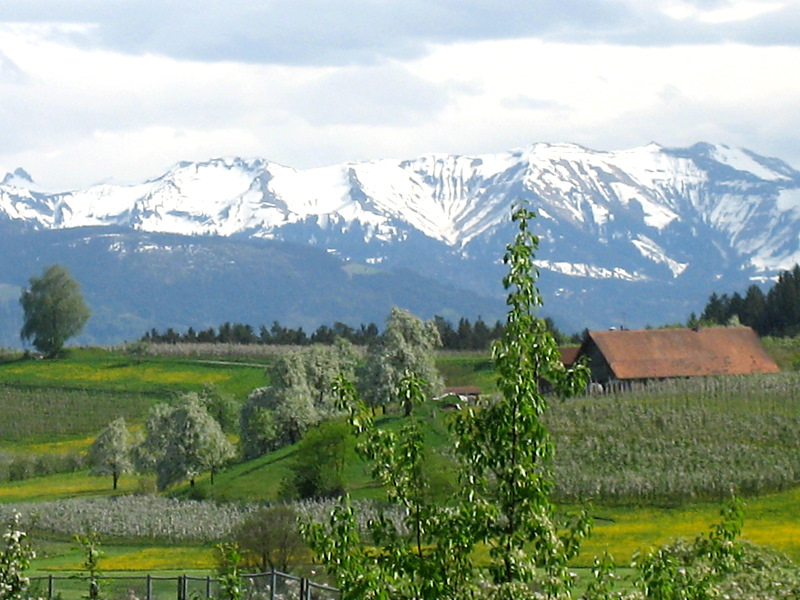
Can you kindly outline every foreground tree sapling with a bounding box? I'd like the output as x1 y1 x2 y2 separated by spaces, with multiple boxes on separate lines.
301 206 590 600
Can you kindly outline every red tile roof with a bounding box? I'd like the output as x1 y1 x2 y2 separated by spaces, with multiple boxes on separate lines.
559 346 580 366
585 326 779 379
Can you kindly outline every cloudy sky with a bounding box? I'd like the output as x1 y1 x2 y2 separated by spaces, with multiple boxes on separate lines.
1 0 798 190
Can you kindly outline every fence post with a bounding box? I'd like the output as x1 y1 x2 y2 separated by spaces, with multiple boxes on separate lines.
270 571 277 600
147 575 152 600
48 574 54 600
206 575 212 599
178 575 186 600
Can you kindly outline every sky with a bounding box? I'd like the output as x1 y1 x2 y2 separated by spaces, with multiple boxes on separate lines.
0 0 799 191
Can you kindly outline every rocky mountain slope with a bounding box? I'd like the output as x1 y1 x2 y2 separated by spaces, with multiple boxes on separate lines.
1 142 798 345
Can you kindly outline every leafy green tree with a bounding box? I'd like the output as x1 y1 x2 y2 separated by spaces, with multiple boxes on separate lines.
232 505 307 572
86 418 133 490
304 373 472 600
214 542 243 600
19 264 90 357
74 530 103 600
359 307 443 413
138 395 235 490
281 419 353 499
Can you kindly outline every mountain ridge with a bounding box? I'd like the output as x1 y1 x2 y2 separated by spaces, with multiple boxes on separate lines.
1 141 799 345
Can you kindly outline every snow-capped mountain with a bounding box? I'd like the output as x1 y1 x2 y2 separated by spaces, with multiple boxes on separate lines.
1 141 798 344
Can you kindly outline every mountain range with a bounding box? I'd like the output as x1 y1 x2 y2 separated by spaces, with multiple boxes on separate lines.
1 142 799 347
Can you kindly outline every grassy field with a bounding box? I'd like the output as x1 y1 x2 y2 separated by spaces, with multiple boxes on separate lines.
435 351 498 393
0 347 268 400
0 342 799 578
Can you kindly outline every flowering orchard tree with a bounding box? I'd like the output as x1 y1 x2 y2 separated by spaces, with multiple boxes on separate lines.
138 395 235 490
87 417 133 490
0 512 34 600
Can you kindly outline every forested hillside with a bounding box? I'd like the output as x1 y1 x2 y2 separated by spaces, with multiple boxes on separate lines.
698 264 800 336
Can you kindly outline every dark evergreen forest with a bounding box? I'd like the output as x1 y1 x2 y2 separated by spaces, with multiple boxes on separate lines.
697 265 800 337
141 315 576 351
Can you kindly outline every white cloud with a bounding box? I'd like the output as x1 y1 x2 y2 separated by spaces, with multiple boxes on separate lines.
283 63 451 127
0 6 798 190
659 0 788 24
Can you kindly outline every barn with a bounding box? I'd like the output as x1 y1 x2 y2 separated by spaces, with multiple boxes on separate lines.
577 326 780 384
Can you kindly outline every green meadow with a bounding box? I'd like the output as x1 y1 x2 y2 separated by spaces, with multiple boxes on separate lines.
0 342 800 575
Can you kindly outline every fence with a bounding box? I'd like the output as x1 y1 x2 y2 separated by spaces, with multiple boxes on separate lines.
28 570 339 600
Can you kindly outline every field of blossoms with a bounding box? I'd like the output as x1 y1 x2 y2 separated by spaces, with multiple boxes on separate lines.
0 496 401 545
547 373 800 504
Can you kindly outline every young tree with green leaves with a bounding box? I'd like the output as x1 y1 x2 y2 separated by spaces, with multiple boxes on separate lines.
304 372 473 600
74 530 103 600
301 206 590 600
87 418 133 490
215 543 243 600
19 264 90 357
450 206 591 599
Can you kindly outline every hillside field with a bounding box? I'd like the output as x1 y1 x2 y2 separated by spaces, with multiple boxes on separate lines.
0 342 799 574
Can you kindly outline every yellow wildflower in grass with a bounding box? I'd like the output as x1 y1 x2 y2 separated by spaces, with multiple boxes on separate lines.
0 471 142 502
22 436 95 455
577 505 721 566
101 547 215 571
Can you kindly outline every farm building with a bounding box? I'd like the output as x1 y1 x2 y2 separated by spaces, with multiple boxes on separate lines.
439 386 482 402
559 346 580 367
576 326 779 384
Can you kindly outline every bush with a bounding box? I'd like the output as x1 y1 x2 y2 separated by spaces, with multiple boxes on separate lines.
280 420 352 500
232 506 307 573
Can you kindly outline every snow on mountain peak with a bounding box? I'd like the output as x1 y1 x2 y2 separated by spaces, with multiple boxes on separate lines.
1 142 799 284
708 144 794 181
